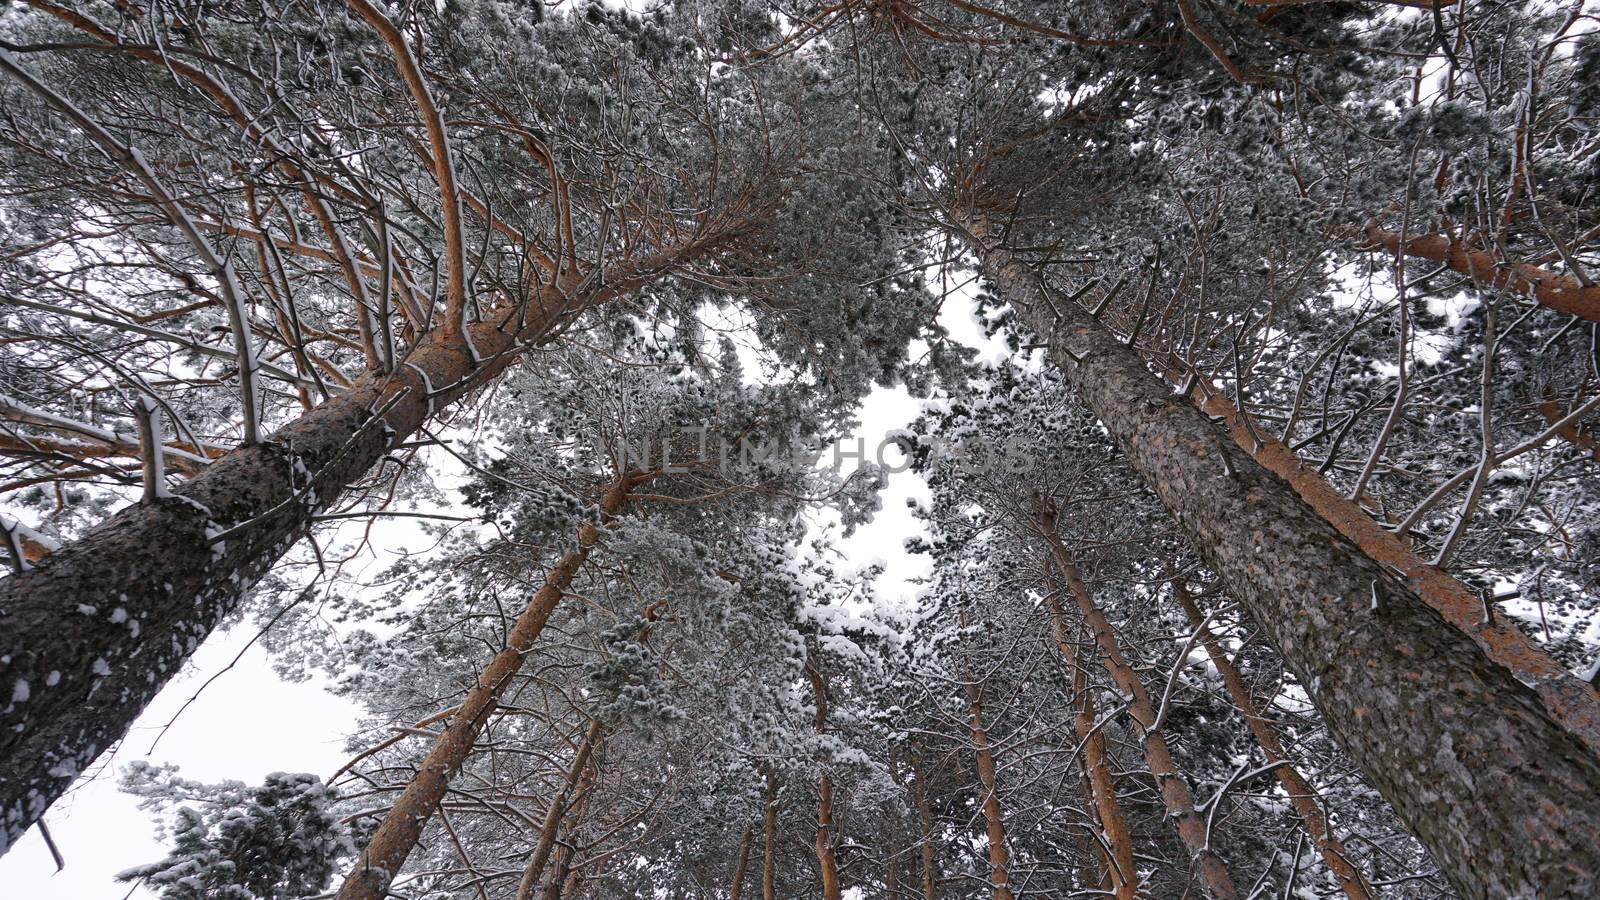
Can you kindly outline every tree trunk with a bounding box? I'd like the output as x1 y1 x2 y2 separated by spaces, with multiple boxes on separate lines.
1154 352 1600 753
1173 581 1374 900
515 718 608 900
1041 564 1137 900
730 824 755 900
961 659 1015 899
763 765 780 900
337 478 634 900
0 235 731 854
911 756 939 900
961 211 1600 898
806 661 844 900
884 832 903 899
1041 526 1241 900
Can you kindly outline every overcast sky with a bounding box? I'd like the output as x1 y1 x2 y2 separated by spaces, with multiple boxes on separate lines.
1 277 1011 898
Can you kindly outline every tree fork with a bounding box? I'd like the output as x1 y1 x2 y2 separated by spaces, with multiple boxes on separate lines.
515 718 608 900
1172 580 1375 900
960 210 1600 898
0 235 728 855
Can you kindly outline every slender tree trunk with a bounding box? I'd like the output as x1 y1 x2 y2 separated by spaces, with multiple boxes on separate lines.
806 661 844 900
730 824 755 900
762 765 780 900
1041 526 1241 900
884 833 903 899
1041 564 1137 900
516 718 608 900
1173 581 1374 900
911 756 939 900
961 661 1015 899
960 210 1600 898
816 774 843 900
1155 352 1600 752
0 234 732 853
337 478 635 900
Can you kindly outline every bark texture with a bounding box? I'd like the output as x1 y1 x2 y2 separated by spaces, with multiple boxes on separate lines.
515 719 607 900
1173 581 1374 900
962 675 1015 900
1158 355 1600 754
912 757 940 900
0 237 725 853
336 477 631 900
762 766 780 900
806 661 844 900
729 824 755 900
963 213 1600 898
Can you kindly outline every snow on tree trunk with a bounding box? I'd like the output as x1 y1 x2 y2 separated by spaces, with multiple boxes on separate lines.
962 213 1600 899
0 237 723 855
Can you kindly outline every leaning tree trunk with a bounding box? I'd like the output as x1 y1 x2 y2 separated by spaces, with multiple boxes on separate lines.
0 235 729 853
1041 563 1137 900
1040 528 1241 900
960 210 1600 899
1173 581 1374 900
515 719 608 900
1365 223 1600 323
961 668 1015 900
337 477 636 900
1151 352 1600 753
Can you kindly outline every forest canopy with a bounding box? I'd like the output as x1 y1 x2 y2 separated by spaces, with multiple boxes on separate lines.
1 0 1598 898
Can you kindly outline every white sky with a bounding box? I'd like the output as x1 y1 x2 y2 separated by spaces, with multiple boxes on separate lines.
1 278 1008 898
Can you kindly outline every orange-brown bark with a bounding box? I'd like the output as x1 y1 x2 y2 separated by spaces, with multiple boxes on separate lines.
1174 581 1375 900
1041 571 1137 900
516 718 607 900
806 661 845 900
1041 522 1242 900
763 765 780 900
1365 225 1600 323
1159 355 1600 755
1541 399 1600 463
962 675 1015 900
730 824 755 900
337 477 636 900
